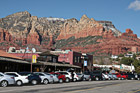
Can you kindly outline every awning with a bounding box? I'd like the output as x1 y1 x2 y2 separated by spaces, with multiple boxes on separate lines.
38 61 81 68
0 57 41 65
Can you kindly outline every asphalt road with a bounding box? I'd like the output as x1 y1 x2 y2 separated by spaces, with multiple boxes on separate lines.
0 80 140 93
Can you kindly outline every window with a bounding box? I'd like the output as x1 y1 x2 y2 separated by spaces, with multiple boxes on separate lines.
75 57 77 63
46 56 52 62
5 73 18 77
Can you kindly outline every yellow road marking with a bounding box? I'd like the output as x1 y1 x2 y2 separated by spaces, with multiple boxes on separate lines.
128 89 140 93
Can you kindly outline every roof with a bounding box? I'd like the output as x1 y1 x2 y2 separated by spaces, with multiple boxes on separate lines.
39 51 59 56
0 50 22 59
0 56 41 65
38 61 81 68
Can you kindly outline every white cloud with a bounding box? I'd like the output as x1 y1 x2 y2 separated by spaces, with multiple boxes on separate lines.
128 0 140 11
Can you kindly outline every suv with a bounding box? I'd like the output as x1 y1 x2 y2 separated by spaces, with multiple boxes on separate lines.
90 70 103 81
0 72 15 87
5 72 29 86
126 73 135 80
55 71 72 82
18 72 41 85
34 72 53 84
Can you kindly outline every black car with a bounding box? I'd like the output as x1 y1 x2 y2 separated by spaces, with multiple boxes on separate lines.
90 70 103 81
126 73 135 80
19 72 41 85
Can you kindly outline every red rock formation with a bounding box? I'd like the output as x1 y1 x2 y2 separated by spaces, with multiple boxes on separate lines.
57 15 105 40
27 30 40 45
121 29 137 38
0 28 12 42
61 29 140 55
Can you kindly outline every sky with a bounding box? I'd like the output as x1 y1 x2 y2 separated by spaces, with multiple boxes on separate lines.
0 0 140 37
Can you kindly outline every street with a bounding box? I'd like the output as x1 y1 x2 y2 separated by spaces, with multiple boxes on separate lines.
0 80 140 93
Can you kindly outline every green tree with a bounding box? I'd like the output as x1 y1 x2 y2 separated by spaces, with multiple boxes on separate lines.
132 60 140 68
120 57 134 65
135 66 140 74
118 54 124 57
133 54 136 59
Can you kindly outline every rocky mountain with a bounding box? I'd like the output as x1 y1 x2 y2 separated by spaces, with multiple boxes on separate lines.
0 11 140 56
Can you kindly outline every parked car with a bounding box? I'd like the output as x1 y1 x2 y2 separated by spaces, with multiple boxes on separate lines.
90 70 103 81
18 72 41 85
76 73 84 81
0 72 15 87
83 72 91 81
102 73 110 80
34 72 53 84
55 71 72 82
45 73 59 83
50 72 66 83
115 73 128 80
134 73 140 80
5 72 29 86
110 73 118 80
67 70 79 81
126 73 136 80
108 74 114 80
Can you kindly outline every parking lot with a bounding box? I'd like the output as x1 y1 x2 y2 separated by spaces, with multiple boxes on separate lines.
0 80 140 93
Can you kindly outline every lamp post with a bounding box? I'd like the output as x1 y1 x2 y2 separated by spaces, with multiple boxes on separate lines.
81 56 84 72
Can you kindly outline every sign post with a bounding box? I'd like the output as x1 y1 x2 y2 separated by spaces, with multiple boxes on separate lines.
31 55 37 72
84 60 87 66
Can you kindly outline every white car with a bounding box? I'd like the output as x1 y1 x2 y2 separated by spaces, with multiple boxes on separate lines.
72 72 79 81
56 71 79 82
45 73 59 83
34 72 53 84
102 73 110 80
0 72 15 87
55 71 72 82
5 72 29 86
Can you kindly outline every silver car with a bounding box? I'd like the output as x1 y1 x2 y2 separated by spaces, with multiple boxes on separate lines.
45 73 59 83
0 72 15 87
83 72 91 81
34 72 53 84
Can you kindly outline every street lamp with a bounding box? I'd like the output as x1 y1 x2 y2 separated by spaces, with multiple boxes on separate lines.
81 56 85 72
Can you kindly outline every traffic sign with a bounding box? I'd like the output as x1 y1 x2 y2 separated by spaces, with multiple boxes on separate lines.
84 60 87 66
32 55 37 63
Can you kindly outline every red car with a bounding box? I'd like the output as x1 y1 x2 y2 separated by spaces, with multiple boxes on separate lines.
115 73 128 80
50 72 66 83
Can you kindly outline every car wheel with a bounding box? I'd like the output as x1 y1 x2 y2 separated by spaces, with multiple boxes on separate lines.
83 78 86 81
1 80 8 87
118 78 121 80
95 77 99 81
65 78 70 83
73 78 77 82
131 78 134 80
16 80 22 86
43 79 49 84
89 78 92 81
31 80 38 85
137 78 140 80
59 79 63 83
